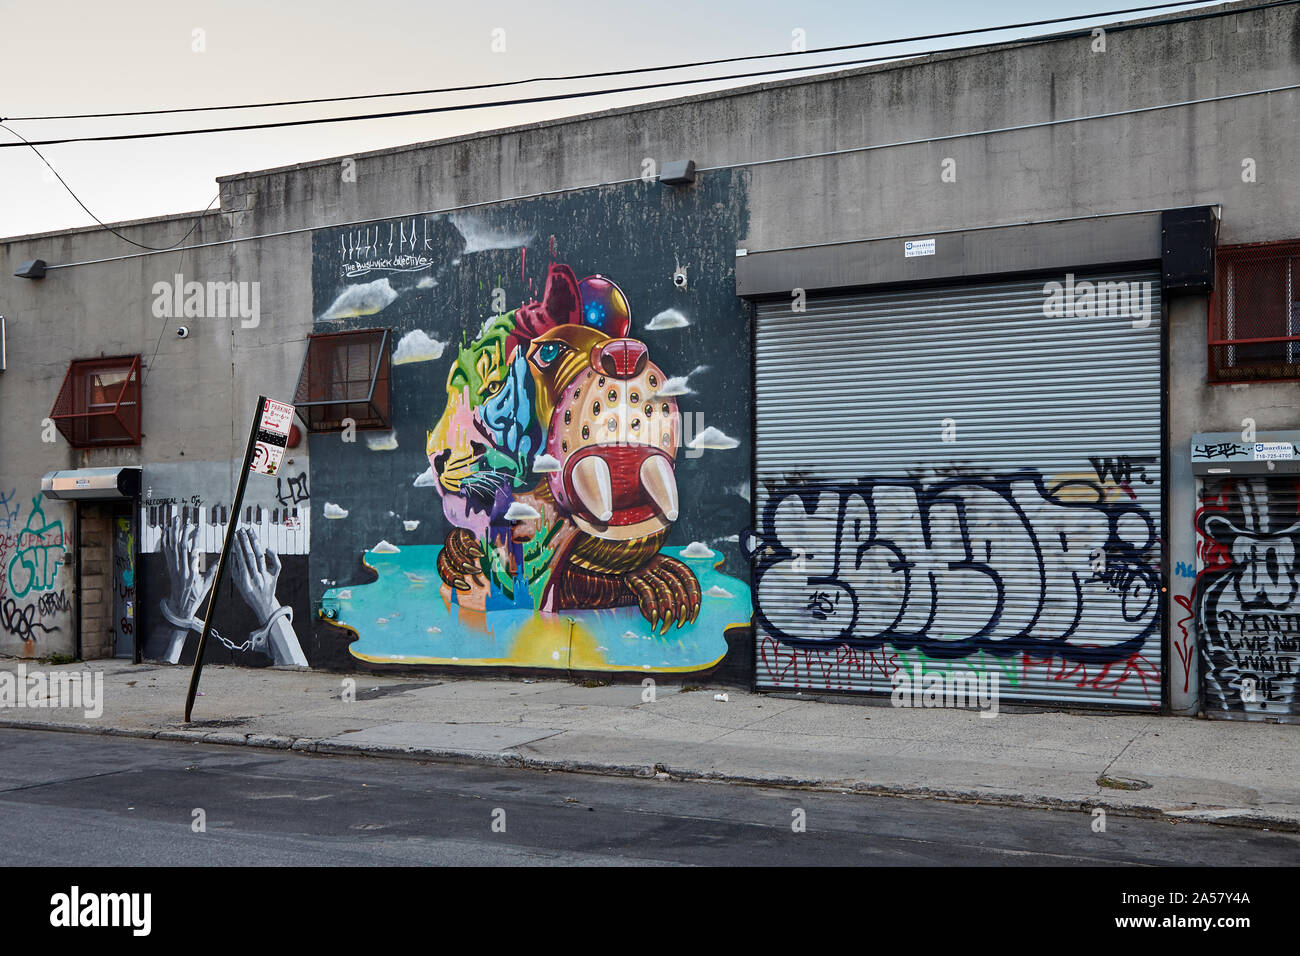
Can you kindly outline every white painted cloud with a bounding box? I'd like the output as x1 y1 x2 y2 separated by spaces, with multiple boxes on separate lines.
687 426 739 451
681 541 715 558
319 277 398 320
532 453 561 473
392 329 447 365
337 589 352 600
706 585 733 598
413 467 437 488
504 501 541 521
365 430 398 451
654 364 706 398
416 276 437 289
403 519 420 531
371 540 401 554
646 308 689 331
450 213 534 253
655 376 693 397
323 502 349 519
404 572 427 584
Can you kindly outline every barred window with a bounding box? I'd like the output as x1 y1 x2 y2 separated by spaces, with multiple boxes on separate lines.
50 355 143 447
1209 241 1300 382
293 328 391 431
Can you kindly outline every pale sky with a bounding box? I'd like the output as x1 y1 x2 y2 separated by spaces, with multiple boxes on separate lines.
0 0 1223 238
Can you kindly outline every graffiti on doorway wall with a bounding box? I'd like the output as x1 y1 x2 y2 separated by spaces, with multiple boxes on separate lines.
750 467 1163 703
1195 476 1300 721
320 260 751 671
0 493 72 655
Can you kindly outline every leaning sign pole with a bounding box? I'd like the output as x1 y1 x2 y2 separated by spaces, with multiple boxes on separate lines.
184 395 296 723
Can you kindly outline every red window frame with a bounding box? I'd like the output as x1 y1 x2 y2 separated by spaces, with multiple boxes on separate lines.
49 355 143 447
1208 240 1300 383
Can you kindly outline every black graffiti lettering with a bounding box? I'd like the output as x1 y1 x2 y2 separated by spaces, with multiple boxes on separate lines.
36 590 71 616
0 597 60 642
1196 477 1300 715
275 473 310 508
1089 456 1156 486
752 469 1160 665
1194 442 1249 460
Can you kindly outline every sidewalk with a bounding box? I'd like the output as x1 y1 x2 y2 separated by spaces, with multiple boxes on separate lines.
3 658 1299 832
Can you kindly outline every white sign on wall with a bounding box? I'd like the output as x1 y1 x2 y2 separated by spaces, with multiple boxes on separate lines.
251 398 295 476
905 238 936 258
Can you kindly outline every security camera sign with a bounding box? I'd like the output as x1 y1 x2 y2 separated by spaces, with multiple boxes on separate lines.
250 398 295 476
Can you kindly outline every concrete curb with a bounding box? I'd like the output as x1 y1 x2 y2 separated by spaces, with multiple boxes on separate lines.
3 717 1296 834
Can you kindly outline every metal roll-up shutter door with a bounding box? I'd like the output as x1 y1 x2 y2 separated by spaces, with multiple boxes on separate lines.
753 270 1163 708
1195 474 1300 723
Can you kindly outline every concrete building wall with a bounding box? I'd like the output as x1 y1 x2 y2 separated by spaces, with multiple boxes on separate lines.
1 0 1296 711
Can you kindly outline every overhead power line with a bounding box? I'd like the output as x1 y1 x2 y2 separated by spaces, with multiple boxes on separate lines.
0 121 218 249
3 1 1218 123
41 79 1300 271
2 0 1288 148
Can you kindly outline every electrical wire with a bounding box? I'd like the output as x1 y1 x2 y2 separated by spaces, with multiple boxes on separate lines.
2 0 1291 148
37 78 1299 272
1 1 1218 122
1 120 219 249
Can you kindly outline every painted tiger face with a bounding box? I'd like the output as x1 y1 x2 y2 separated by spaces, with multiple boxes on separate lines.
425 263 680 542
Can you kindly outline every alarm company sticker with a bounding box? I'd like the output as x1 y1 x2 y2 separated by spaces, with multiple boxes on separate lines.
1254 442 1295 461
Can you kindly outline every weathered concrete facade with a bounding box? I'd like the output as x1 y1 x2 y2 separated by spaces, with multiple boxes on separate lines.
1 0 1296 717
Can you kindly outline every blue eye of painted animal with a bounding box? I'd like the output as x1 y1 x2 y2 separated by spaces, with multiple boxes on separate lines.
535 342 563 366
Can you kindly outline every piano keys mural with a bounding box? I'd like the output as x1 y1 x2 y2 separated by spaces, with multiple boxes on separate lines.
139 461 323 667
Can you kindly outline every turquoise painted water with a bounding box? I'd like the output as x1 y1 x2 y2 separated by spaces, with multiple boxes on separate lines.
320 545 751 672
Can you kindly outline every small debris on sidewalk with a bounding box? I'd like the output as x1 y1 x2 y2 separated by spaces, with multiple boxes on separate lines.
714 693 729 702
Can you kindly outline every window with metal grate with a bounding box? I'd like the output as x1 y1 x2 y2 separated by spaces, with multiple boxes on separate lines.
293 328 391 431
1209 241 1300 383
49 355 143 447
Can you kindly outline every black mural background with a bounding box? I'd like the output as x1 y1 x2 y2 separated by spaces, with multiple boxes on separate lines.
306 172 752 668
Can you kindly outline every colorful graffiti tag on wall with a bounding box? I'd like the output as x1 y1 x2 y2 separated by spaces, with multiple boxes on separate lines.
1195 476 1300 722
0 493 71 653
322 261 750 671
750 468 1163 704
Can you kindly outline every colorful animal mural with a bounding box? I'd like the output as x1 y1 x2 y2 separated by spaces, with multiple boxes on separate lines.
427 263 699 630
319 259 749 673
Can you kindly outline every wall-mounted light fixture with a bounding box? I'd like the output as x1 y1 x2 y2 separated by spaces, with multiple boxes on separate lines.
14 259 47 279
659 160 696 186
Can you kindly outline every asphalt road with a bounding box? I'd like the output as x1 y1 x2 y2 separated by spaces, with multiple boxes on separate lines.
1 728 1296 866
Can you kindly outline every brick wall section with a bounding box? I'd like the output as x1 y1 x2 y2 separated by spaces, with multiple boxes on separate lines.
78 507 114 660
